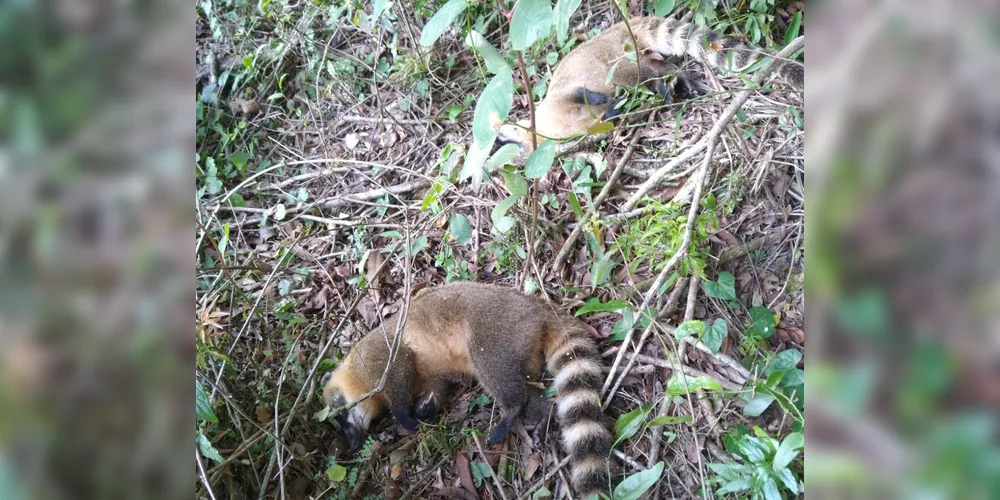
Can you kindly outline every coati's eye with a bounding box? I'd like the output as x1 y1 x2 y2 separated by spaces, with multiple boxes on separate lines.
320 372 332 385
330 394 346 408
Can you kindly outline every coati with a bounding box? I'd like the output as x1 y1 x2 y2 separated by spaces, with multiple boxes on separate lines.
496 11 804 154
321 282 612 497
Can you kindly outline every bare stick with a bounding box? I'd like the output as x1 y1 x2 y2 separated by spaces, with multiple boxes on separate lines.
515 50 539 291
552 131 644 275
473 434 511 500
622 36 805 211
197 449 219 500
323 179 430 210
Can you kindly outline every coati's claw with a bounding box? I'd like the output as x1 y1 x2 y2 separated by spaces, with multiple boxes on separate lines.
486 417 515 446
415 392 439 421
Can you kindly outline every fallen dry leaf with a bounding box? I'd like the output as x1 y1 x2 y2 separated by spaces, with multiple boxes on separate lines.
454 453 478 498
522 452 541 480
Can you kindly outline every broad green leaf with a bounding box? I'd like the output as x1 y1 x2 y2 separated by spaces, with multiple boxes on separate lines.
197 429 224 463
228 152 251 170
738 438 767 463
782 368 804 387
532 485 553 498
674 320 705 340
645 414 694 427
567 191 584 219
772 431 804 470
449 214 473 245
313 405 331 422
609 309 635 342
196 380 218 423
586 120 614 135
372 0 392 23
419 0 467 46
500 170 528 196
461 138 494 190
613 461 664 500
702 318 727 353
421 180 444 211
469 461 491 487
748 306 776 338
784 11 802 46
486 143 521 170
706 462 745 479
762 477 781 500
743 392 776 417
703 271 736 300
653 0 675 17
509 0 552 51
491 195 519 225
553 0 582 45
575 298 629 316
494 216 516 233
473 71 514 149
524 140 556 179
614 405 653 445
465 30 510 74
326 464 347 482
666 374 723 395
589 252 613 288
776 466 798 493
766 349 802 375
715 478 752 495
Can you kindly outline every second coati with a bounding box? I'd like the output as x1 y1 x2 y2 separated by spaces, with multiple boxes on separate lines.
497 10 804 154
321 282 612 498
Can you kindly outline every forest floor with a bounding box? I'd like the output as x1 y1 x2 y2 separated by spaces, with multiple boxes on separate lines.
196 1 805 499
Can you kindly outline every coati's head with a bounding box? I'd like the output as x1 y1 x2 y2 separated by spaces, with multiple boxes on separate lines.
495 119 537 157
320 364 382 452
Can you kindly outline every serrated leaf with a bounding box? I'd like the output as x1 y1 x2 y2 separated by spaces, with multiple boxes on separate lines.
500 170 529 196
509 0 552 51
784 11 802 46
743 392 776 417
653 0 675 17
575 298 629 316
586 120 614 135
748 306 776 338
703 271 736 300
486 143 521 170
197 429 224 463
772 431 804 470
666 374 723 395
613 461 664 500
674 320 705 340
206 178 223 194
766 349 802 375
449 214 473 245
473 71 513 149
465 30 509 74
196 380 218 423
419 0 467 46
702 318 727 353
524 140 556 179
326 464 347 482
553 0 582 45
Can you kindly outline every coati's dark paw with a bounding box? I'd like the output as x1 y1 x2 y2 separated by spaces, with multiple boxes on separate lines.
415 393 439 421
393 408 419 432
672 71 710 101
486 418 515 446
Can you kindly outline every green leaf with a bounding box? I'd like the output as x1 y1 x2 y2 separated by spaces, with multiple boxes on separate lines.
473 71 514 149
586 120 614 135
487 143 521 170
500 170 529 196
702 271 736 300
609 309 635 342
748 306 776 338
509 0 552 51
776 466 798 493
772 431 804 470
449 214 473 245
575 298 629 316
702 318 727 353
766 349 802 375
228 152 251 170
784 11 802 46
674 320 705 340
465 30 510 74
762 477 781 500
196 380 218 423
589 252 613 289
372 0 392 23
653 0 675 17
197 429 224 463
613 461 664 500
666 374 723 395
421 180 444 211
532 485 553 498
743 392 776 417
491 195 519 225
419 0 467 46
494 216 516 233
326 464 347 482
614 405 652 446
646 414 693 427
313 405 331 422
524 140 556 179
738 438 767 463
206 177 223 194
461 137 494 190
553 0 582 45
567 191 584 219
469 461 491 488
715 478 752 495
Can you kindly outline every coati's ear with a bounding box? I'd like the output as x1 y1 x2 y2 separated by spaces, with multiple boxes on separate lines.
644 50 665 61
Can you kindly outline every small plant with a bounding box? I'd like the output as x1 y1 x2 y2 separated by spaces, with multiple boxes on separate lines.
708 427 803 499
614 197 718 278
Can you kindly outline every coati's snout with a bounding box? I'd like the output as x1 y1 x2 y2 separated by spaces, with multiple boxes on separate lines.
495 121 533 157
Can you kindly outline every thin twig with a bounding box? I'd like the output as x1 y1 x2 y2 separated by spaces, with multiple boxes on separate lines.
197 449 219 500
515 50 539 291
472 434 511 500
517 456 572 500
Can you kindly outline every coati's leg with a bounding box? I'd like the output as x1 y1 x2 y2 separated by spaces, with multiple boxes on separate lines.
415 378 453 421
469 351 528 446
381 347 419 432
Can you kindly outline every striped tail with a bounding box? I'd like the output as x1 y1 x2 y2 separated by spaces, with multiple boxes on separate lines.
543 323 612 498
650 11 804 88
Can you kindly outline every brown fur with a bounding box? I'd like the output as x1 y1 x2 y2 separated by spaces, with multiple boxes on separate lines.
498 12 803 153
321 282 612 498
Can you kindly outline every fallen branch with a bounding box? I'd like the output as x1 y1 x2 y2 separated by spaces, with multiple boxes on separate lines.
323 178 431 210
